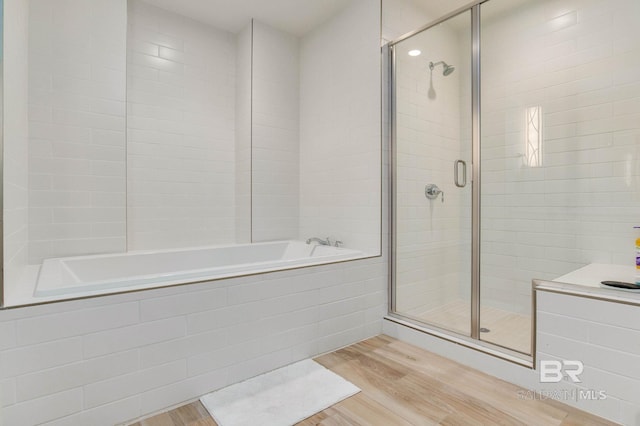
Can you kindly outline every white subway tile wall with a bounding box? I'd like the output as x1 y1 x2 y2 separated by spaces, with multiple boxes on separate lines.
251 21 300 242
3 0 30 287
235 23 252 243
480 0 640 314
537 291 640 423
27 0 128 264
0 257 386 425
126 0 236 250
299 0 382 255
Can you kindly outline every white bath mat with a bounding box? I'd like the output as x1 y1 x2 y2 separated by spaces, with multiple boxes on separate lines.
200 359 360 426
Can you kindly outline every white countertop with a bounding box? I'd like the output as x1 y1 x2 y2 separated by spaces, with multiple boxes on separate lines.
534 263 640 305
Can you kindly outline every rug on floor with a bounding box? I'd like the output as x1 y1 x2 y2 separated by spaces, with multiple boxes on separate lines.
200 359 360 426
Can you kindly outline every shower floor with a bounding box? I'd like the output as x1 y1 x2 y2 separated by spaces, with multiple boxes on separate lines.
413 299 531 354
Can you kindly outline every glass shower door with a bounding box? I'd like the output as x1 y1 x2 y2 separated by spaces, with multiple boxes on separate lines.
392 10 473 336
478 0 535 353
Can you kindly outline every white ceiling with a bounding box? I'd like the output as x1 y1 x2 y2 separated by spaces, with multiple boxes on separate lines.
398 0 535 34
406 0 470 21
140 0 353 36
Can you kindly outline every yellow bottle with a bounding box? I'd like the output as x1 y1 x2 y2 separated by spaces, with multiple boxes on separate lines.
636 227 640 284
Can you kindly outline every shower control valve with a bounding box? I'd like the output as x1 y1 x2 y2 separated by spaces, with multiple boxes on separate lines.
425 184 444 203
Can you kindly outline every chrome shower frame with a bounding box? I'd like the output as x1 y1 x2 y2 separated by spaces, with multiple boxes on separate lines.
386 0 535 367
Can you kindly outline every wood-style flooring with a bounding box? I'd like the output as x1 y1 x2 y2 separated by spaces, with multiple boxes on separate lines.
129 335 616 426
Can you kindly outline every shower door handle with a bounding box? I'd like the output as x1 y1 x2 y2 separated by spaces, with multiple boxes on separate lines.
454 160 467 188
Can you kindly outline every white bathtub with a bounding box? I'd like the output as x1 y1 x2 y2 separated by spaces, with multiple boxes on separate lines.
35 240 364 298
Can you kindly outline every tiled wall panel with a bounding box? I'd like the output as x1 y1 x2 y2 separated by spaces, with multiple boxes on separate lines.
27 0 127 264
235 23 252 243
126 0 236 250
299 0 381 255
537 291 640 423
251 21 300 242
3 0 30 289
480 0 640 313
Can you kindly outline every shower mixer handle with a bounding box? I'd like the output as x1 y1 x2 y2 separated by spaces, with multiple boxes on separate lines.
425 184 444 203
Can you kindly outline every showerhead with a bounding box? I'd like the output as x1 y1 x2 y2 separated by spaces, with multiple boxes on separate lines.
429 61 455 76
443 64 455 76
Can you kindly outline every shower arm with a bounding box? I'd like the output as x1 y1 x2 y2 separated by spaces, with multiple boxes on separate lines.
429 60 455 76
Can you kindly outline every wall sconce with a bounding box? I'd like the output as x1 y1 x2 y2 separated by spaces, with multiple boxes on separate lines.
525 106 542 167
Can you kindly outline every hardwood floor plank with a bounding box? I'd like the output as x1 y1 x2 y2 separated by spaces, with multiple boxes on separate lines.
185 419 217 426
317 412 359 426
399 372 528 426
297 410 330 425
327 357 449 424
134 412 180 426
379 340 567 425
314 351 356 370
560 412 617 426
169 402 211 425
382 339 466 377
127 335 616 426
446 367 567 424
548 399 618 426
328 393 413 426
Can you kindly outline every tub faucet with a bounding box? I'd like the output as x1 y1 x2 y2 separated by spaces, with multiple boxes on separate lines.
306 237 331 246
306 237 343 247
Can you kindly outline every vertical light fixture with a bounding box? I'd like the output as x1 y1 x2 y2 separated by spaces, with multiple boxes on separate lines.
525 106 542 167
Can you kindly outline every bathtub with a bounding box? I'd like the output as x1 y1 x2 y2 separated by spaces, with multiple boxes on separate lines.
34 240 364 298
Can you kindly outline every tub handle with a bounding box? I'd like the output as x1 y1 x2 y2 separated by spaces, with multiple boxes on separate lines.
327 237 343 247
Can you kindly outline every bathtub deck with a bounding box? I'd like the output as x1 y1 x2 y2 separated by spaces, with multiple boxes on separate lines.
129 335 615 426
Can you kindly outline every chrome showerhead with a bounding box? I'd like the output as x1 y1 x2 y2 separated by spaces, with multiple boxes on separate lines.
443 64 455 76
429 60 455 76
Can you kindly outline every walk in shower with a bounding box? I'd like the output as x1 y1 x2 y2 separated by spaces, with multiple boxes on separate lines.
389 0 640 359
